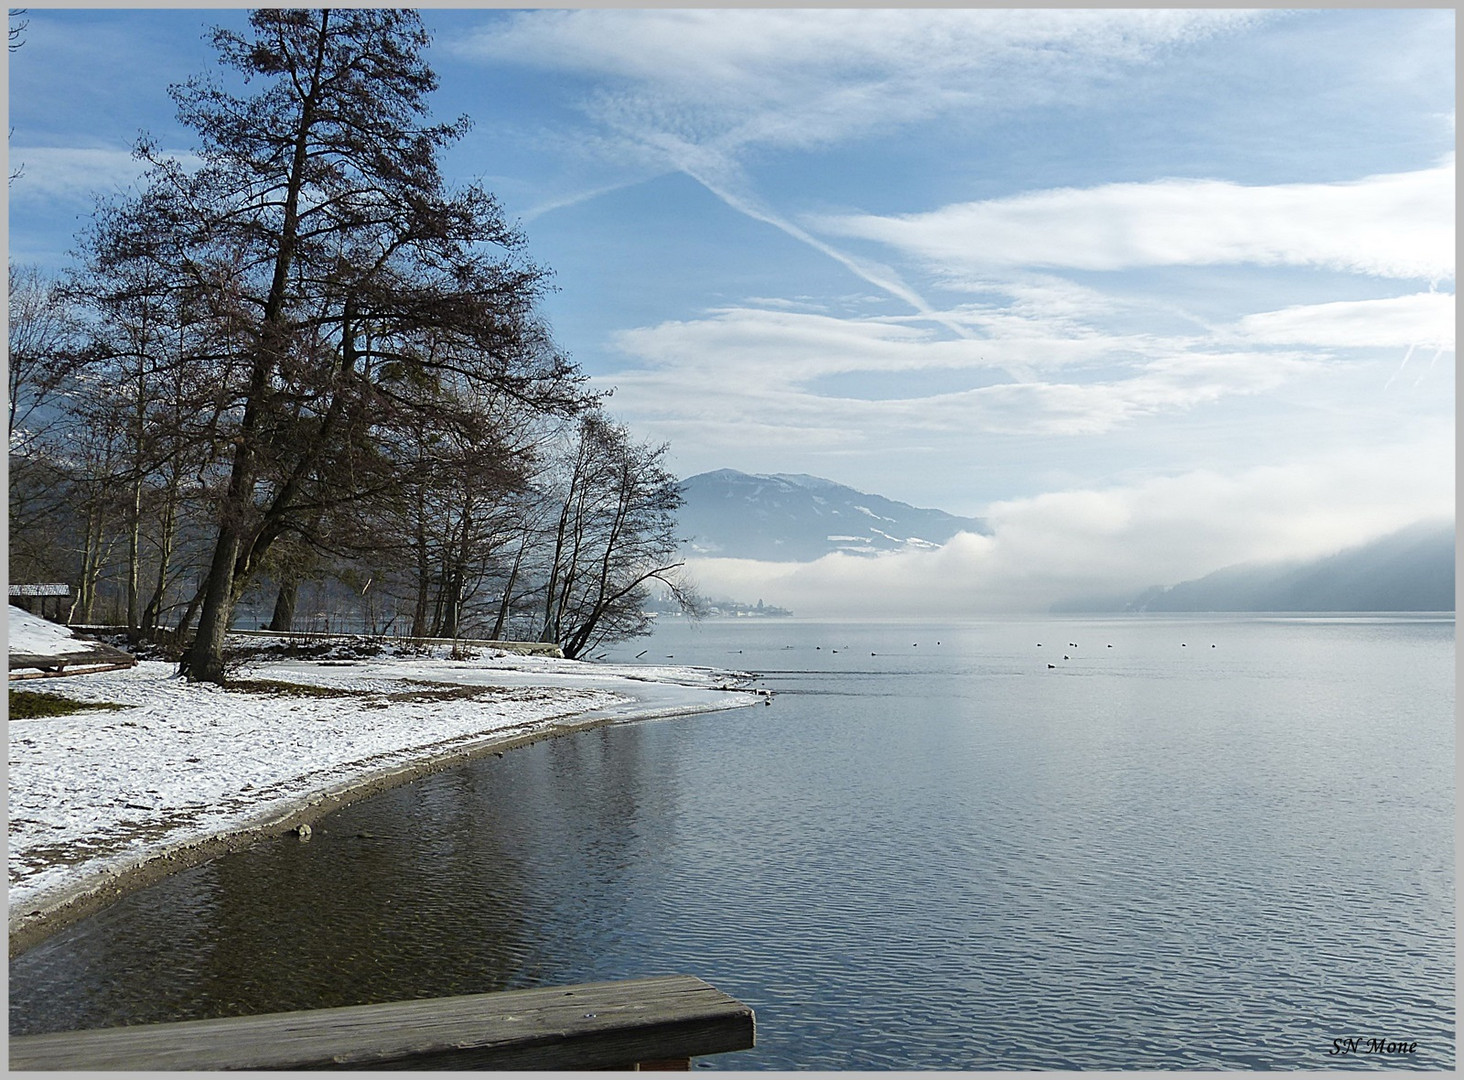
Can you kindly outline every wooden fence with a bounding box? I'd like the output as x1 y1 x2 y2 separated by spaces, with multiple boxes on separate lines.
8 975 755 1071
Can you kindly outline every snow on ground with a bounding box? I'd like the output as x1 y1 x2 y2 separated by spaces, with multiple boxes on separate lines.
9 641 759 918
8 605 100 657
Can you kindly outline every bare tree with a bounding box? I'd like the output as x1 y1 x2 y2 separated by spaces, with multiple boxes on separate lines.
10 10 27 181
537 414 699 659
8 264 87 588
64 192 240 633
108 9 584 681
12 10 693 666
8 265 81 453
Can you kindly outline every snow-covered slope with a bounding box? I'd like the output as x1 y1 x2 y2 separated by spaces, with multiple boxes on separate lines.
8 605 87 657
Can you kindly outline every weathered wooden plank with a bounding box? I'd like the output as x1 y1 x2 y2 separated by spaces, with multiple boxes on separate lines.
8 661 137 681
9 975 755 1071
9 646 137 673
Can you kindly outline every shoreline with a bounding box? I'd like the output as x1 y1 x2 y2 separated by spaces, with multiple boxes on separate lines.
9 651 760 958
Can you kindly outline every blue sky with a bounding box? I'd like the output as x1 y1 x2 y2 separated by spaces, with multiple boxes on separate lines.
8 7 1455 612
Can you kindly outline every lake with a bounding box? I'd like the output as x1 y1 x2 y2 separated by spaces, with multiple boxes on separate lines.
9 614 1455 1070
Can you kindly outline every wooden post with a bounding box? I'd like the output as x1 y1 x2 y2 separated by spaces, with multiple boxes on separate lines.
9 975 755 1071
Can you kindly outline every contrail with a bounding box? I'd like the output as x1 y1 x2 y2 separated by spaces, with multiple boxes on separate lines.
529 129 1037 383
520 176 651 222
659 136 978 342
1413 347 1447 387
1384 342 1417 390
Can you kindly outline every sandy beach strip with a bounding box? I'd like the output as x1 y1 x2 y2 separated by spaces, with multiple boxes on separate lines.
9 646 760 955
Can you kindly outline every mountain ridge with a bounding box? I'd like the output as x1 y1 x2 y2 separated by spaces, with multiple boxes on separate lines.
1055 520 1455 613
676 469 989 562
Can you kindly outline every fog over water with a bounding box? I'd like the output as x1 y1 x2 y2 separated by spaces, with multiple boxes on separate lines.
686 514 1455 619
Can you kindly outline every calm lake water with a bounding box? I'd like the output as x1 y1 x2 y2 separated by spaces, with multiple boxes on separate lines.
10 615 1455 1070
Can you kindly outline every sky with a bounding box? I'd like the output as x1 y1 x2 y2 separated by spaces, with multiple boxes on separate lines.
7 7 1456 614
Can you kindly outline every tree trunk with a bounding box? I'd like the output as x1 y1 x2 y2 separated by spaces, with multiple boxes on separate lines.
491 536 529 641
440 573 461 639
268 578 298 632
141 476 179 634
70 507 100 625
439 503 474 639
172 577 209 648
78 502 114 625
539 498 573 644
184 521 244 682
126 474 143 631
410 498 431 637
182 22 327 682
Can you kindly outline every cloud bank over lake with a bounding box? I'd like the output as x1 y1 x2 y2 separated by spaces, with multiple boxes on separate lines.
686 433 1454 616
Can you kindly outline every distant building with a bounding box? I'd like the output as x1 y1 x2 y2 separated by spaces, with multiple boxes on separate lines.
9 584 70 623
8 604 136 680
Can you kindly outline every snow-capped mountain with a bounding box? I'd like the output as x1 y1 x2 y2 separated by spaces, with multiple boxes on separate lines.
676 469 989 562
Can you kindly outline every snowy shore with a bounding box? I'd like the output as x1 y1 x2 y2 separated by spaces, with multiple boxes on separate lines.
9 638 760 954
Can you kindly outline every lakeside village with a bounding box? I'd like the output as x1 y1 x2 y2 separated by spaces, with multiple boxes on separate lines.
643 593 793 619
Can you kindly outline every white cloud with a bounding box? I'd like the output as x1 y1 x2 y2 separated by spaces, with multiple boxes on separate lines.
603 305 1320 445
612 308 965 381
660 155 969 339
685 432 1455 616
818 162 1455 281
8 145 198 205
454 9 1272 321
1232 292 1455 349
9 146 142 202
456 9 1267 156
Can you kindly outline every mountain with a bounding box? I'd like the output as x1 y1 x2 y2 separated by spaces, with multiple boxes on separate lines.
1107 520 1455 613
677 469 989 561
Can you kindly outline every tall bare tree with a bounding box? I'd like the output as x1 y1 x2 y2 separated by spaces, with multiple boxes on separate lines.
8 265 87 586
538 414 698 659
8 265 81 453
116 9 582 681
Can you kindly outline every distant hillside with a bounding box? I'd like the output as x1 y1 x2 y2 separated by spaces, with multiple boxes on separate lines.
1112 521 1455 613
677 469 989 561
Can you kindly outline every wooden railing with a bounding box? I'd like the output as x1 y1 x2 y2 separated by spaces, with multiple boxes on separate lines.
8 975 755 1071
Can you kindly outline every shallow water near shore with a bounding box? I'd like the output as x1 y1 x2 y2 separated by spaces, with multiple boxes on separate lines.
9 614 1455 1069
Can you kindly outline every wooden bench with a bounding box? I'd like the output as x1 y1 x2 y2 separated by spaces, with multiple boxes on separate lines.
8 975 755 1071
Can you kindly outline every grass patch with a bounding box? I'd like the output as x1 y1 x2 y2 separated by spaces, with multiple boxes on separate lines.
220 678 365 699
387 682 521 704
10 689 126 719
220 677 538 707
